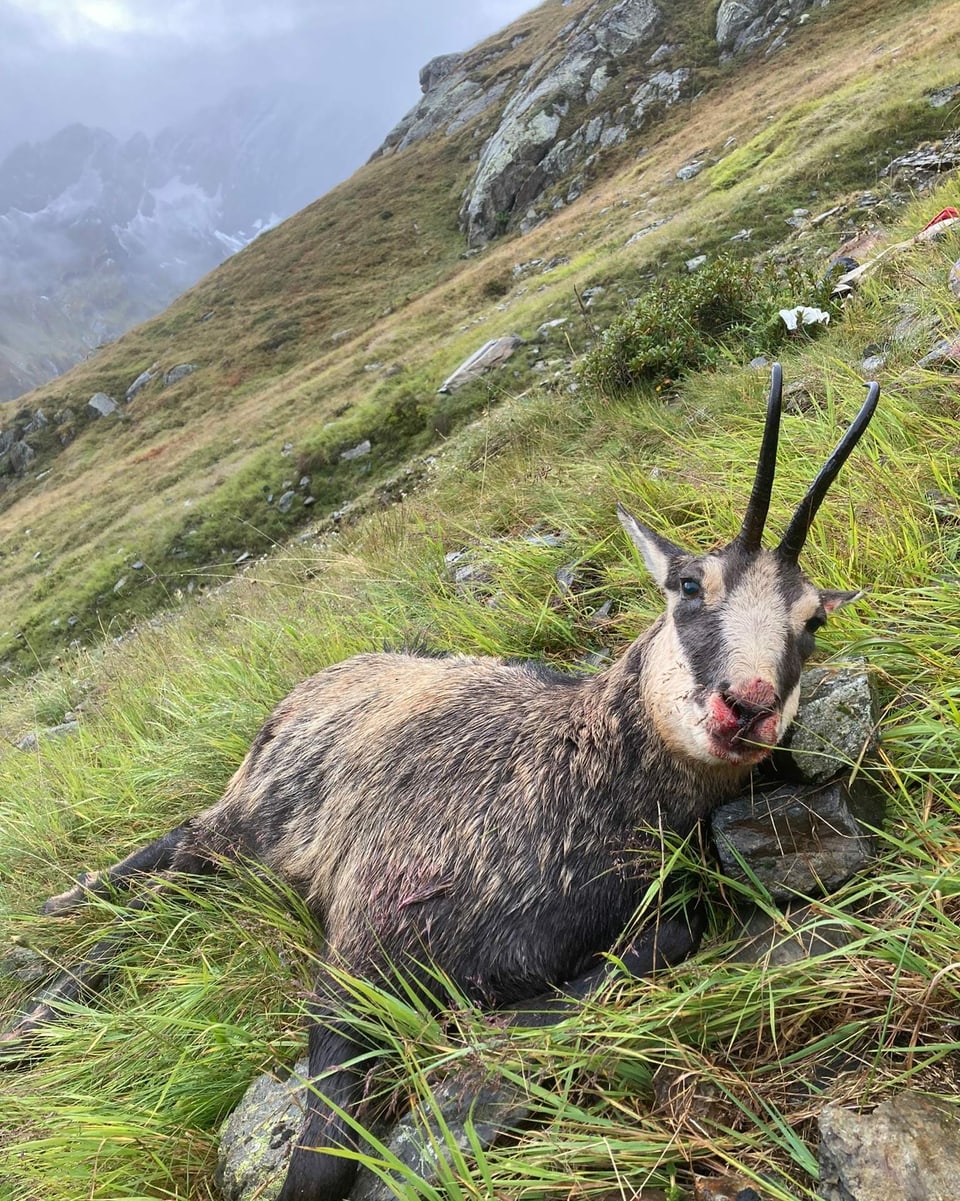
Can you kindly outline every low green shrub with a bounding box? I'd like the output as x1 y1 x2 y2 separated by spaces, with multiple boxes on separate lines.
579 255 839 393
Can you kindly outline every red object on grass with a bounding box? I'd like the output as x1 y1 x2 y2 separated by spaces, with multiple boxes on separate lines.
921 207 960 232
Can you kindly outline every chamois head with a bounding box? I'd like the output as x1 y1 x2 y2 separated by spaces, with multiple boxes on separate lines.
619 364 879 767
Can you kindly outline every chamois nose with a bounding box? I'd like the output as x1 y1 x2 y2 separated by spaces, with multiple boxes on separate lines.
721 678 779 725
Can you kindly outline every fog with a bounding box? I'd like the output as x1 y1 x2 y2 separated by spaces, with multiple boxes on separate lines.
0 0 537 165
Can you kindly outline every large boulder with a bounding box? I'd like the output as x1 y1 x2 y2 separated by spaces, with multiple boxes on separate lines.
460 0 662 245
715 0 826 59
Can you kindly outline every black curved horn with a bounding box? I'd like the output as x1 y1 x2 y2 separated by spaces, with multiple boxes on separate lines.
735 362 783 551
777 381 880 563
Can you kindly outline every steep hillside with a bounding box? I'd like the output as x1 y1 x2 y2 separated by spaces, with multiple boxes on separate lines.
0 1 959 1199
0 0 955 678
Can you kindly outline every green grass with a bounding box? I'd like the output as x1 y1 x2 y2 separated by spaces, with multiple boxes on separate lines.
1 0 960 1195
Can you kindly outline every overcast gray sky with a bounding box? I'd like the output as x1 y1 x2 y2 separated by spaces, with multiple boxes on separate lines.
0 0 537 163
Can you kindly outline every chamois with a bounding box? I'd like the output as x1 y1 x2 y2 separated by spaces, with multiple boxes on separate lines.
3 365 878 1201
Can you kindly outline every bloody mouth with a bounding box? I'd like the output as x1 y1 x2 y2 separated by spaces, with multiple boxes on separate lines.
705 690 780 763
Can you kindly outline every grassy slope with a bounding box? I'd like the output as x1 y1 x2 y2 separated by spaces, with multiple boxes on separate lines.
1 0 954 676
1 0 959 1197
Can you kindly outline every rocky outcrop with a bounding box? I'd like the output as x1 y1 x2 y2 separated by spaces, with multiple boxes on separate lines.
715 0 828 59
374 0 831 246
460 0 664 245
373 49 518 158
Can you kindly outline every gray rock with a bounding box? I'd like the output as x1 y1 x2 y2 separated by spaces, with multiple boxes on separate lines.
0 945 47 984
218 1058 529 1201
711 776 884 900
217 1058 307 1201
728 903 851 967
861 354 886 374
438 336 523 393
927 488 960 526
17 720 80 752
340 440 372 462
537 318 568 339
918 337 960 369
774 661 878 782
419 53 465 94
632 67 692 122
374 51 510 157
676 160 705 181
125 366 157 402
87 392 118 418
5 440 35 473
716 0 823 59
686 254 707 271
928 83 960 109
819 1091 960 1201
352 1071 530 1201
22 409 48 433
883 131 960 190
162 363 197 387
277 491 296 513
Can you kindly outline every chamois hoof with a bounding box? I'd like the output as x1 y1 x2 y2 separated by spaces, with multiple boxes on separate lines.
41 874 98 916
0 1005 54 1067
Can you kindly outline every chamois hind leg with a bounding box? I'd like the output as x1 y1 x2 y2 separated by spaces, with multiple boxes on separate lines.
277 974 371 1201
2 820 233 1057
41 817 231 915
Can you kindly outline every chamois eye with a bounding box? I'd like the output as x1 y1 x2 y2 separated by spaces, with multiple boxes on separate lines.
680 578 702 599
805 614 825 634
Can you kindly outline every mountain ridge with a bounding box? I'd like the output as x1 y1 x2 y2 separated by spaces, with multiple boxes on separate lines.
0 84 375 401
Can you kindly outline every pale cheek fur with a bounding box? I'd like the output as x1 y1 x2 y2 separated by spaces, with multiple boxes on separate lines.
643 623 719 763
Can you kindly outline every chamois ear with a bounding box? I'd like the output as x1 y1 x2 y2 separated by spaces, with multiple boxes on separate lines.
617 503 686 589
820 588 863 615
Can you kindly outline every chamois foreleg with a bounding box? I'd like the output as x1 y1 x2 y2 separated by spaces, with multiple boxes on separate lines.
507 902 707 1027
277 978 372 1201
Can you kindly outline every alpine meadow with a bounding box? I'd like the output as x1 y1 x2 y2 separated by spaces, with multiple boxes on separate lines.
1 1 960 1200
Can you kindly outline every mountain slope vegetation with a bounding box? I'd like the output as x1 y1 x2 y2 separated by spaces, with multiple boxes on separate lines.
0 0 955 677
0 0 959 1197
